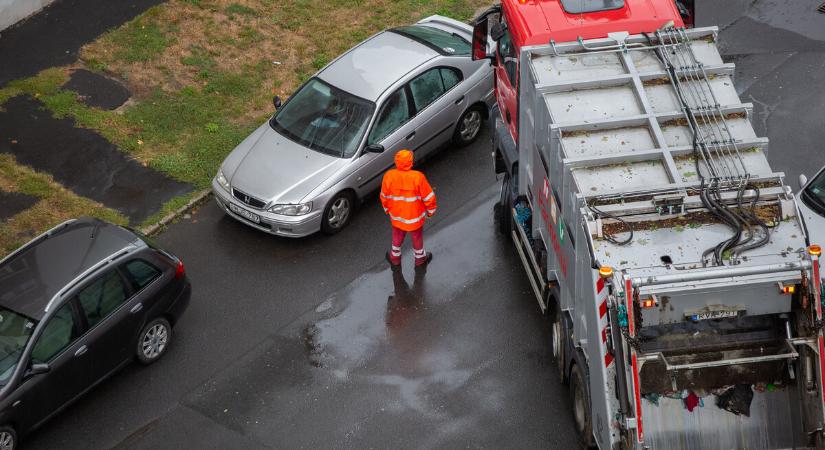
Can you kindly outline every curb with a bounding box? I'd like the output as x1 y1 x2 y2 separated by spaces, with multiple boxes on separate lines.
140 189 212 236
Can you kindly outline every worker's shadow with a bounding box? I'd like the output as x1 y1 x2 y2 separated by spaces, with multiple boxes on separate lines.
385 265 427 336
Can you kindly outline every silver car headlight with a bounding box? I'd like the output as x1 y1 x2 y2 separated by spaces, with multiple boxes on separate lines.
269 202 312 216
216 169 230 191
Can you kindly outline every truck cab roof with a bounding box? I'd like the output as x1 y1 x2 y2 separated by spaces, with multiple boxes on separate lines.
503 0 685 47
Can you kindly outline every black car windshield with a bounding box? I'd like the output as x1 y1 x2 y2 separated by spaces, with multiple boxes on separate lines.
0 307 36 385
802 170 825 217
270 78 374 158
391 25 471 56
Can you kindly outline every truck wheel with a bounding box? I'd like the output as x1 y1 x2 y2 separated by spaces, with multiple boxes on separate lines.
496 173 512 236
570 363 594 448
551 307 567 385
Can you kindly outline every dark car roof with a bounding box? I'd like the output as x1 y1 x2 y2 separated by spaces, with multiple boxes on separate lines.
0 218 140 320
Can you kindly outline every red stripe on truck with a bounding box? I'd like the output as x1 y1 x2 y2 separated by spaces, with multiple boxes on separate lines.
599 300 607 319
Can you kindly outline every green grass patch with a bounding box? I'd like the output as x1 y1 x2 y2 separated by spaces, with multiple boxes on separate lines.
100 10 171 63
225 3 257 16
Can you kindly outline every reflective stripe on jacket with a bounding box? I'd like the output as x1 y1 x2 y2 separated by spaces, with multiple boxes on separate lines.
380 150 437 231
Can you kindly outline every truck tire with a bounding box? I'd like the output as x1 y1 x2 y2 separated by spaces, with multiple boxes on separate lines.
496 173 512 236
551 306 567 385
570 363 595 448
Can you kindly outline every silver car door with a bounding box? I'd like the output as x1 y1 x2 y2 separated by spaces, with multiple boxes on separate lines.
353 86 417 196
406 65 464 159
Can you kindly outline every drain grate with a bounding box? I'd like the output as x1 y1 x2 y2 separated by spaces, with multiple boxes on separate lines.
819 2 825 13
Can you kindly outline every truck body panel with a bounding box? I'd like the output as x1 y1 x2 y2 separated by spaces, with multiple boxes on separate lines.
484 12 825 447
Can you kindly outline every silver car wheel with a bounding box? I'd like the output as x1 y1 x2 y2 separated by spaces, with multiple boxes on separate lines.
0 432 13 450
327 196 351 229
142 323 169 360
459 110 482 141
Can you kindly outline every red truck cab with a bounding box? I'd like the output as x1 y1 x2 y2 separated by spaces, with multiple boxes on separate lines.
473 0 688 144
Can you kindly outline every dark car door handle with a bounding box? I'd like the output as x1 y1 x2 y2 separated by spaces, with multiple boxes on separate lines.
130 303 143 314
406 131 415 141
454 95 465 105
74 345 88 357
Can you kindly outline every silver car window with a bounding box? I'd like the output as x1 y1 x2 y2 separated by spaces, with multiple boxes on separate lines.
368 88 412 144
409 68 446 112
802 170 825 216
271 78 374 158
440 67 462 91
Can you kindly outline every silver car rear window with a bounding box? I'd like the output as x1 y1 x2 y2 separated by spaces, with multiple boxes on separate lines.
391 25 470 56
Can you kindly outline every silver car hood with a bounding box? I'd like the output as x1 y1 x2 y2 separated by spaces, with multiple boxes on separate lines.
224 122 345 205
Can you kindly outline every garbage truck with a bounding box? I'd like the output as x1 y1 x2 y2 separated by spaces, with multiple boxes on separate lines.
472 1 825 448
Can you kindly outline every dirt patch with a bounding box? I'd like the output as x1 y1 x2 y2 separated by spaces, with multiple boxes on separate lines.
62 69 131 110
0 95 192 222
0 190 38 221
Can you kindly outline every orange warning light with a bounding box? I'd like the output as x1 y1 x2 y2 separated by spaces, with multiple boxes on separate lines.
809 244 822 257
599 266 613 278
782 285 796 295
641 298 657 308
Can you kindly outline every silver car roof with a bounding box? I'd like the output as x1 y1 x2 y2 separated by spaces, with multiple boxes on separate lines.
317 30 438 102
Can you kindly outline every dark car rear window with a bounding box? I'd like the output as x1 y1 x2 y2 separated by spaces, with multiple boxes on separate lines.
561 0 624 14
391 25 470 56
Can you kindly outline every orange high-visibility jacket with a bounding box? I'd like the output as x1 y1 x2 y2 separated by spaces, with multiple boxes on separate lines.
380 150 437 231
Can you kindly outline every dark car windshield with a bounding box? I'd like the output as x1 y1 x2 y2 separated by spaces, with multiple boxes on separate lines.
802 170 825 217
270 78 374 158
391 25 470 56
0 307 36 385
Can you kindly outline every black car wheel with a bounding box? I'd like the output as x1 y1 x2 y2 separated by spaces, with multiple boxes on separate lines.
452 105 484 147
551 306 567 385
0 426 17 450
321 191 355 235
136 317 172 365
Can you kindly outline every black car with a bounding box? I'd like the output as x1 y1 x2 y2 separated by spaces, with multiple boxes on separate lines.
0 218 190 448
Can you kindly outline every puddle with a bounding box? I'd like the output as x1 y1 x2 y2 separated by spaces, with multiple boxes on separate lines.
0 95 192 223
62 69 131 110
0 0 165 87
0 189 37 221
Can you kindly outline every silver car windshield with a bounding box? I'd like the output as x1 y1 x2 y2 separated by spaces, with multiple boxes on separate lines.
0 307 36 385
802 170 825 216
271 78 374 158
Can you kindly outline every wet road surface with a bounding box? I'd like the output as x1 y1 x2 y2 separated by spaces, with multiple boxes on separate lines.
24 1 825 448
25 127 577 449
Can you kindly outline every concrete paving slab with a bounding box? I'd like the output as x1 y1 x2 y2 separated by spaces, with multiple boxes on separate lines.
0 0 164 87
0 189 37 221
62 69 131 110
0 95 192 223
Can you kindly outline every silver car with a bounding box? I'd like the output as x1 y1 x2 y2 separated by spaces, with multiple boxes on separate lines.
212 15 495 237
798 167 825 246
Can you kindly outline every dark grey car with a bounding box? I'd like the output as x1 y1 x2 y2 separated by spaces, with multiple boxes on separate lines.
0 218 191 449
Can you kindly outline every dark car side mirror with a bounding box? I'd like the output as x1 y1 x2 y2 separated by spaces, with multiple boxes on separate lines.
365 144 385 154
24 363 50 379
273 96 282 109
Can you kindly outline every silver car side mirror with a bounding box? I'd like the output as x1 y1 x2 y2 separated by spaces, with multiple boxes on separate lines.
799 174 808 190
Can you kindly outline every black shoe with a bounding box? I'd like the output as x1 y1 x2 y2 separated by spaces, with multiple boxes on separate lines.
415 252 433 267
386 251 400 267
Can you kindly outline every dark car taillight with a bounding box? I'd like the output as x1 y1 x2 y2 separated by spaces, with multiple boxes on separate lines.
175 260 185 279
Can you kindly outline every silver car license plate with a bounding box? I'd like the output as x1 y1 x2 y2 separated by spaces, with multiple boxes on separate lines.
229 203 261 224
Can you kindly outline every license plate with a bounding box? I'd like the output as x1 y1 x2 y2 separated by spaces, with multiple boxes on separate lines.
229 203 261 224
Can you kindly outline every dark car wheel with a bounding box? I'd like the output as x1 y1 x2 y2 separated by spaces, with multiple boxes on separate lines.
136 317 172 365
321 191 355 235
0 426 17 450
452 105 484 147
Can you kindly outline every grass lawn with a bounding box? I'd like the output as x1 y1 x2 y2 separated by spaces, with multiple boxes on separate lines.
0 0 490 256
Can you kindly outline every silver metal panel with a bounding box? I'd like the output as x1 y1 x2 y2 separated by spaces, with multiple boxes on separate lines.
641 392 798 450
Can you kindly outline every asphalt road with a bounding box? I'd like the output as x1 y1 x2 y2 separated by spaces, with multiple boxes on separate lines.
25 1 825 449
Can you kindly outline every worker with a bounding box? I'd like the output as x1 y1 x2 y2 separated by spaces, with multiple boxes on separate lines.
380 149 437 267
